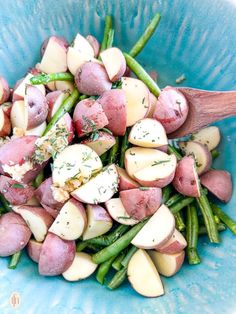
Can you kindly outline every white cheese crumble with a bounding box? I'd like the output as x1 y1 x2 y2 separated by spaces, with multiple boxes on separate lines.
2 161 34 182
51 186 70 203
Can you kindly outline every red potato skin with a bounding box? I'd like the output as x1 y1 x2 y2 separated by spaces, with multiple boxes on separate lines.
0 175 35 205
12 78 24 102
156 145 168 153
41 36 69 56
73 98 108 137
201 169 233 202
26 85 48 129
38 232 76 276
75 62 112 96
35 177 65 211
153 86 189 134
116 166 140 191
86 35 100 57
157 230 187 254
46 90 63 121
0 212 31 257
134 170 176 189
1 102 13 117
0 109 11 136
120 188 162 221
41 204 59 219
172 156 200 197
0 76 10 104
98 89 127 136
27 240 43 263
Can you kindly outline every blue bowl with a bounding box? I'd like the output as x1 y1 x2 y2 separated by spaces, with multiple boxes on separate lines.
0 1 236 313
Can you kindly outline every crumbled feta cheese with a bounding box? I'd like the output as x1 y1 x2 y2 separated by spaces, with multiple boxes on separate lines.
12 127 25 137
51 186 70 203
2 161 34 182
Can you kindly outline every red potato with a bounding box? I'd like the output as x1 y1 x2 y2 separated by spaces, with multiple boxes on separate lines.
105 198 139 225
0 108 11 136
73 33 95 56
100 47 126 82
120 187 162 221
192 126 221 151
129 118 168 148
157 229 187 254
1 102 12 116
38 232 76 276
179 141 212 175
86 35 100 57
148 250 185 277
98 89 127 136
18 206 54 242
46 90 69 121
71 164 119 204
40 204 59 219
133 154 177 188
35 177 65 211
153 86 189 134
201 169 232 202
116 166 140 191
0 76 10 104
49 198 87 240
146 93 158 118
25 121 47 136
73 98 108 137
39 36 68 73
131 204 175 249
55 80 74 93
127 249 164 298
121 77 150 127
148 70 158 82
156 145 168 153
29 67 41 76
81 131 116 156
0 175 34 205
172 156 201 198
41 36 69 56
75 62 112 96
27 239 43 263
0 212 31 257
82 204 113 240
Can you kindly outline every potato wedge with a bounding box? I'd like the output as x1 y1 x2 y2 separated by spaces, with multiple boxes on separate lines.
116 166 140 191
157 229 187 254
105 198 138 225
192 126 221 151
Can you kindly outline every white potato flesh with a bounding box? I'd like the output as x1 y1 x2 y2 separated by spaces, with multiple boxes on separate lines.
49 91 69 119
67 47 102 75
55 81 75 93
146 93 157 118
121 77 150 126
105 198 139 225
148 250 185 277
125 147 171 179
129 118 168 148
192 126 221 151
10 100 28 130
14 73 45 99
52 144 102 188
158 229 187 254
82 204 113 240
127 249 164 297
49 199 86 240
62 252 97 281
39 37 67 73
131 204 175 249
71 164 119 204
73 33 95 56
82 132 116 156
25 121 47 136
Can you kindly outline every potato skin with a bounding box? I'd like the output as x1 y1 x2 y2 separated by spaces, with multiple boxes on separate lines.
0 76 10 104
38 232 76 276
75 62 112 96
27 240 43 263
86 35 100 57
41 36 69 56
153 86 189 134
0 212 31 257
120 188 162 221
172 156 200 197
0 175 35 205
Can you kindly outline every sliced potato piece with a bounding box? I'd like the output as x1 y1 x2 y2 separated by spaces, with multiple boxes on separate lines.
157 229 187 254
192 126 221 151
13 73 45 100
10 100 28 130
73 33 95 56
25 121 47 136
81 131 116 156
116 166 140 191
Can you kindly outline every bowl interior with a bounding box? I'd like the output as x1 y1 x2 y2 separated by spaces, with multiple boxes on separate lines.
0 1 236 313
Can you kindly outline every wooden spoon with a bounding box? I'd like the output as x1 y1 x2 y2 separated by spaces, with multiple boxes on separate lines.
168 88 236 139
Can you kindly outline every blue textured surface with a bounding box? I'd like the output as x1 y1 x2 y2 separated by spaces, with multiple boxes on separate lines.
0 0 236 313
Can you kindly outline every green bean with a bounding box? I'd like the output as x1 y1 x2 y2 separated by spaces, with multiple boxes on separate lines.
0 194 12 212
92 220 147 264
123 53 161 97
0 206 6 215
79 94 88 101
119 129 129 168
196 193 220 243
129 13 161 58
198 223 226 235
76 241 88 252
8 251 22 269
100 15 113 55
106 29 115 49
169 197 194 214
211 149 220 160
112 251 126 271
33 170 44 188
108 137 120 164
165 193 183 207
43 88 79 135
96 255 117 285
30 72 74 85
162 185 172 204
107 266 127 290
186 204 201 265
175 211 186 232
121 245 138 268
168 145 182 160
211 203 236 236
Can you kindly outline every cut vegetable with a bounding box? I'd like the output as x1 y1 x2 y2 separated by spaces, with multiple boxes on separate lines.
116 166 140 191
81 131 116 156
157 229 187 254
192 126 221 151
